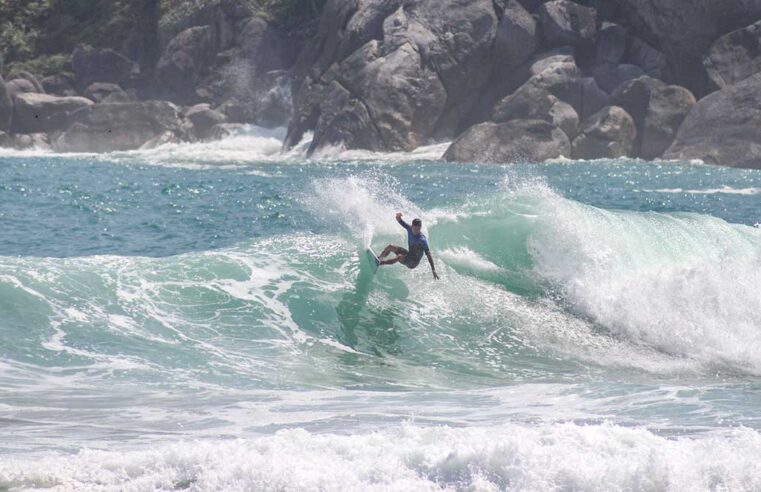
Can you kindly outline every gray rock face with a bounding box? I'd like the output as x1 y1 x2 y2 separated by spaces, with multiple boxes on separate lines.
158 0 251 53
494 0 539 71
0 76 10 132
625 36 666 79
287 0 500 153
492 82 579 138
84 83 131 103
704 21 761 90
664 73 761 169
537 0 596 48
72 47 140 90
612 76 695 159
12 93 93 134
54 101 190 153
593 63 644 93
571 105 636 159
595 22 627 66
186 104 227 139
157 26 216 104
613 0 761 96
6 79 39 98
238 16 300 75
444 119 571 163
16 71 44 93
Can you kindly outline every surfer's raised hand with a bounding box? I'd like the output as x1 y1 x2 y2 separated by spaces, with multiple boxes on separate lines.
396 212 403 221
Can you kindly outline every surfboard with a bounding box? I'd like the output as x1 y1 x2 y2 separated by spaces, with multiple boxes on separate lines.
366 248 381 274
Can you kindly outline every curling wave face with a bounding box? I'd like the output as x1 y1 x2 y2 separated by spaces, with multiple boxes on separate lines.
2 140 761 490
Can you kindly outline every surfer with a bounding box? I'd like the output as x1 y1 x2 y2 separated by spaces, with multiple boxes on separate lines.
378 213 439 280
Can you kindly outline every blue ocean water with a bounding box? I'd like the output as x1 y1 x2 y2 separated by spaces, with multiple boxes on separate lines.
1 133 761 490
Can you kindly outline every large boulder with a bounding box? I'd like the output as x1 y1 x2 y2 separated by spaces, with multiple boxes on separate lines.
5 79 39 98
444 119 571 163
664 73 761 169
71 46 140 91
238 16 300 75
156 26 216 104
15 71 44 93
286 0 500 153
53 101 190 153
537 0 596 49
492 82 579 138
186 104 227 139
704 20 761 90
571 105 636 159
12 93 93 134
612 76 695 159
0 76 11 132
592 63 645 93
595 22 627 67
158 0 251 53
625 36 666 79
494 0 539 72
612 0 761 96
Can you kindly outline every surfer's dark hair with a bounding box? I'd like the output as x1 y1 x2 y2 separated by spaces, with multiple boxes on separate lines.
412 218 422 226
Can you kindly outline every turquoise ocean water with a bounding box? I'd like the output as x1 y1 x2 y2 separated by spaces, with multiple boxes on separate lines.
1 129 761 490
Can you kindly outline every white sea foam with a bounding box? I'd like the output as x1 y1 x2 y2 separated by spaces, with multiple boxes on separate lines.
2 423 760 491
639 186 761 195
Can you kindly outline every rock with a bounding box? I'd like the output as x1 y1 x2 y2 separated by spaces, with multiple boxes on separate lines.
593 63 645 93
444 119 571 163
537 0 596 48
42 73 76 96
625 36 666 79
0 130 11 147
613 0 761 96
156 26 216 103
494 0 539 72
8 133 51 151
252 71 293 128
613 76 695 159
595 22 627 66
580 77 610 119
15 71 44 93
83 83 131 103
492 83 579 138
208 123 247 140
529 47 576 76
704 20 761 90
71 46 140 91
12 93 93 134
238 16 300 75
158 0 251 53
664 73 761 168
287 0 500 153
0 76 11 132
571 106 636 159
6 79 39 98
186 104 227 139
54 101 190 153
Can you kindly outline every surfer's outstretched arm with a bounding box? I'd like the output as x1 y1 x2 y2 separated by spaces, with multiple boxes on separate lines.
426 251 439 280
396 212 411 231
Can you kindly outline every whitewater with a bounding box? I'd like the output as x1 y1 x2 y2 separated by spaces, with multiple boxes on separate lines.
1 128 761 491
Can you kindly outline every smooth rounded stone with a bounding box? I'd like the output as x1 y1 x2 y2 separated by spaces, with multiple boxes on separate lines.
537 0 597 48
84 83 130 103
613 76 695 159
156 26 216 103
580 77 610 119
492 83 579 138
494 0 539 70
0 75 11 132
593 63 645 93
529 47 576 76
42 73 76 96
625 36 666 79
12 93 93 134
217 99 253 124
572 106 636 159
595 22 627 66
444 119 571 163
664 73 761 168
704 20 761 90
72 46 140 90
186 104 227 139
54 101 190 153
6 79 39 98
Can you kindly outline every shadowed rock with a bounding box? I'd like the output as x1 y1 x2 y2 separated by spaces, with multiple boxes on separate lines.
84 83 131 103
613 76 695 159
537 0 596 48
704 20 761 90
157 26 216 103
664 73 761 169
12 93 93 134
571 105 636 159
54 101 190 153
6 79 39 98
493 82 579 139
444 119 570 163
72 47 140 91
0 76 12 132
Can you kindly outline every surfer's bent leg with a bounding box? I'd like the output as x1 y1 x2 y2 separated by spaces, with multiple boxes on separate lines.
380 245 402 259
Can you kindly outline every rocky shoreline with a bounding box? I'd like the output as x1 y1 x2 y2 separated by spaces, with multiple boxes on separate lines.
2 0 761 169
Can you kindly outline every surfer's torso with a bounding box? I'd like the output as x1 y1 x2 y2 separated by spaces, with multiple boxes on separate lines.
401 222 429 269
